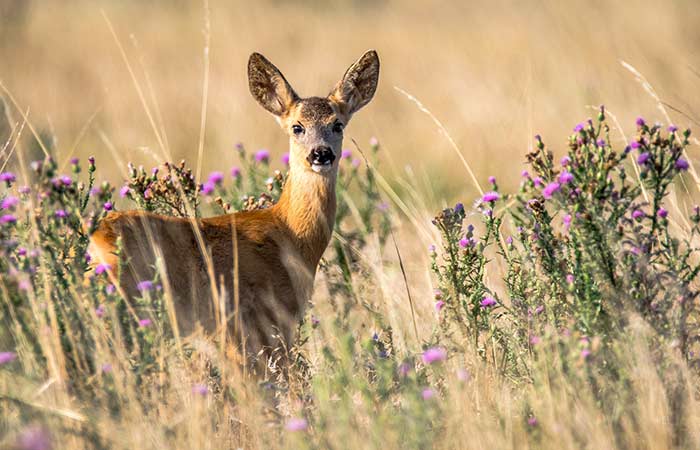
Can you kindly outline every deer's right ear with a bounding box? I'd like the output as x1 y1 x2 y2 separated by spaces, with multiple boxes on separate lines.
248 53 299 117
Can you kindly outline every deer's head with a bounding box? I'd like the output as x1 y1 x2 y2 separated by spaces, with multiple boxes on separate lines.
248 50 379 175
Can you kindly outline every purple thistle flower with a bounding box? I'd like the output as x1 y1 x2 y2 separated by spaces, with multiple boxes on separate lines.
1 196 19 209
480 296 497 308
561 156 571 166
506 236 513 245
533 177 543 187
657 207 668 219
137 280 154 292
488 175 496 184
637 152 650 165
521 170 530 178
351 158 361 168
1 214 17 224
119 185 130 198
143 188 153 199
208 171 224 185
422 347 447 364
17 247 27 257
230 166 241 178
18 280 31 291
70 157 79 165
636 117 645 127
573 123 584 132
101 363 112 373
192 383 209 396
482 191 500 203
311 315 320 328
562 214 572 231
675 158 689 171
456 368 470 382
566 274 575 284
18 186 30 194
200 181 215 196
16 425 52 450
55 210 68 219
341 149 352 159
428 244 436 254
529 335 541 345
668 124 678 133
103 202 113 212
558 171 574 184
94 263 112 275
88 156 95 166
435 300 445 312
0 172 16 183
632 209 645 220
596 139 606 148
542 182 561 199
285 417 308 432
534 305 545 315
454 202 464 213
138 318 152 328
398 362 412 377
581 348 592 360
281 152 290 165
369 137 379 147
95 305 106 318
0 351 17 364
254 149 270 163
421 388 436 400
528 416 538 427
60 175 72 186
630 140 641 150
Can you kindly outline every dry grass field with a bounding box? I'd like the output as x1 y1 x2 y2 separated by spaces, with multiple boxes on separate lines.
2 1 700 449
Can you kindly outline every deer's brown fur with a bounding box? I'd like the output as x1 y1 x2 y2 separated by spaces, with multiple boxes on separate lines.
89 50 379 364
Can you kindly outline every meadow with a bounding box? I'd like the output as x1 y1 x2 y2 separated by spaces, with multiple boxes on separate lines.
2 1 700 449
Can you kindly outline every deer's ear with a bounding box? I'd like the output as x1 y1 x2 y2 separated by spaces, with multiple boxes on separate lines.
248 53 299 117
329 50 380 116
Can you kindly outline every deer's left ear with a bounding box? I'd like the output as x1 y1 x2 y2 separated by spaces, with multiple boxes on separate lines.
329 50 380 116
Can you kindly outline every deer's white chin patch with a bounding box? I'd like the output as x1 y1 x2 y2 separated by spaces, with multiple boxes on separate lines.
311 163 333 173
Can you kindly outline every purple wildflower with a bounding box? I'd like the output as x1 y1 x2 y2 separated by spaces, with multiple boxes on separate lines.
285 418 308 432
106 284 116 295
562 214 572 231
230 167 241 178
208 171 224 184
137 280 154 292
533 177 543 187
101 363 112 373
630 140 641 150
636 117 645 127
311 315 320 328
573 123 584 132
632 209 645 220
422 347 447 364
668 124 678 133
369 137 379 147
558 171 574 184
254 149 270 163
95 305 105 318
566 274 575 284
596 139 606 148
70 157 79 165
94 263 111 275
529 335 541 345
341 149 352 159
192 384 209 396
200 181 215 196
422 388 436 400
0 352 17 364
561 156 571 166
60 175 72 186
1 214 17 224
1 196 19 209
55 210 67 219
480 296 497 308
454 202 464 213
676 158 689 171
482 191 500 203
637 152 650 165
428 244 436 254
281 152 290 165
19 186 30 194
459 237 469 248
456 368 470 382
0 172 16 183
535 305 545 315
488 175 496 184
581 348 592 360
435 300 445 312
521 170 530 178
528 416 538 427
506 236 513 245
398 362 412 377
138 318 152 328
542 182 561 199
119 185 130 198
16 425 52 450
657 208 668 219
103 202 113 212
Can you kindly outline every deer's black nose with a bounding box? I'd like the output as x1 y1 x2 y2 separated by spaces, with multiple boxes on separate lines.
307 146 335 166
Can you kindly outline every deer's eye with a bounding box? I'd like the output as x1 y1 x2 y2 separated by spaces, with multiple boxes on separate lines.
332 122 344 133
292 124 304 135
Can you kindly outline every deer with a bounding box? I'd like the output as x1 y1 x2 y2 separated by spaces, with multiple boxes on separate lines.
89 50 380 367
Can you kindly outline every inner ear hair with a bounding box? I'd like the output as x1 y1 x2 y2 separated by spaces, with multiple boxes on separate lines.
329 50 380 116
248 53 299 117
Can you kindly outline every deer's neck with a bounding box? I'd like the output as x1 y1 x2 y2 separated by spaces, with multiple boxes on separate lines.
273 168 337 266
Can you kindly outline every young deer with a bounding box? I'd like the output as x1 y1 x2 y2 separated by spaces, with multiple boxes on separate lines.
89 50 380 365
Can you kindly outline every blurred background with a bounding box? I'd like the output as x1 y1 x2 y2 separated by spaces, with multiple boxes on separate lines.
1 0 700 202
